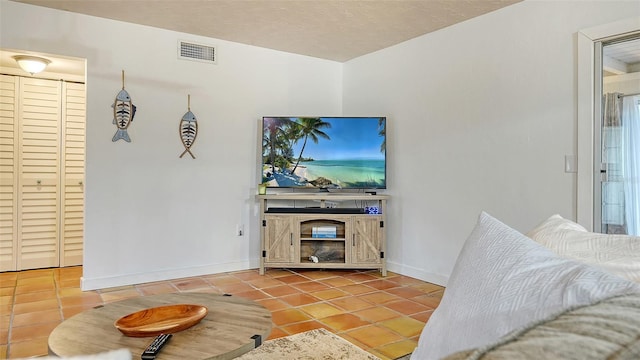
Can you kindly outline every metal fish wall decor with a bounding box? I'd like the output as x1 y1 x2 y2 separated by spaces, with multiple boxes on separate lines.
112 70 137 142
179 94 198 159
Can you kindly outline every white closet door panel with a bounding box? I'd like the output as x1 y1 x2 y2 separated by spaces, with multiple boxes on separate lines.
19 236 57 268
22 215 57 226
2 74 85 270
0 123 12 135
23 124 60 136
0 75 17 271
62 182 83 263
61 82 85 266
18 77 61 270
21 188 57 203
0 87 15 99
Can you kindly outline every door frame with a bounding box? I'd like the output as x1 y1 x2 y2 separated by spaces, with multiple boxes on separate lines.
577 16 640 231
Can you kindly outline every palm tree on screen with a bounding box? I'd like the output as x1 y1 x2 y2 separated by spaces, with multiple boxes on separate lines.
378 118 386 153
291 117 331 174
264 117 291 174
282 121 302 161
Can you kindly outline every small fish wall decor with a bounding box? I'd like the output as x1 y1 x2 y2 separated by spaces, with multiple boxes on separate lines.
179 94 198 159
111 70 137 142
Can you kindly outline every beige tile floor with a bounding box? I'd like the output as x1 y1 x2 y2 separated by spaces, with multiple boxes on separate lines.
0 266 444 359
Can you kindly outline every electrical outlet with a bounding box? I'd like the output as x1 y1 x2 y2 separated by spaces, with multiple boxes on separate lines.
236 224 244 236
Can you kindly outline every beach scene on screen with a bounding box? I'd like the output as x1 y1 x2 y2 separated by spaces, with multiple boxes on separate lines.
262 117 386 189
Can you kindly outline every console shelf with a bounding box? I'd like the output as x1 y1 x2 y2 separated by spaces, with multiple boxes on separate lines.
257 193 388 275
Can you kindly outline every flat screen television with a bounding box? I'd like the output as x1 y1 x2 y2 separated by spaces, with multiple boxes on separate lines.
261 116 386 190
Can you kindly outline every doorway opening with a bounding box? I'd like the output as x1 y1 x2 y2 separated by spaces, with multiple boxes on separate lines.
0 49 86 270
596 36 640 236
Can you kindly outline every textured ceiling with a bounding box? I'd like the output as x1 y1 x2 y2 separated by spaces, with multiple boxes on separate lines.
12 0 521 62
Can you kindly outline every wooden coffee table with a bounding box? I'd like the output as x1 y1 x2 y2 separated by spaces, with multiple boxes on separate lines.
48 292 272 360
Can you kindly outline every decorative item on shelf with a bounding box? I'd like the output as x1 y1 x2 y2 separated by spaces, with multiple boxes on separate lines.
179 94 198 159
12 55 50 75
111 70 137 142
312 226 336 238
258 183 267 195
310 244 342 262
365 206 380 214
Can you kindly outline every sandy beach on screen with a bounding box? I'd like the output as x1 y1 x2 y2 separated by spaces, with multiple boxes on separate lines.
263 164 310 186
292 165 307 180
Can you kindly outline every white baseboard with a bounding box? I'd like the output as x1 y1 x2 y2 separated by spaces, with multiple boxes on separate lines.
81 260 252 291
387 260 448 287
81 258 447 290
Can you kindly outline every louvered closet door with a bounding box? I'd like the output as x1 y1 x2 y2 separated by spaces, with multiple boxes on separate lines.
18 77 62 270
0 75 18 271
60 82 85 266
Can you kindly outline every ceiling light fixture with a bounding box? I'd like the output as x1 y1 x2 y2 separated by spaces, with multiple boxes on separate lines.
12 55 51 75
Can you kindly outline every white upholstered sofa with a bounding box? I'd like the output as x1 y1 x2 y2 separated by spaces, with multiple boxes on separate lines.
411 213 640 360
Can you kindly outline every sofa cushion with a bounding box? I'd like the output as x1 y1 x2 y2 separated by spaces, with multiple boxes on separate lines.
410 212 640 360
528 214 640 282
442 293 640 360
526 213 588 235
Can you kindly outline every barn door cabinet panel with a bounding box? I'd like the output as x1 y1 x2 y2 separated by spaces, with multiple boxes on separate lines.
351 216 383 265
263 215 296 265
257 194 388 276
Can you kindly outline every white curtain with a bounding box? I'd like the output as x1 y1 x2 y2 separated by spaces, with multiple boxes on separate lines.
622 95 640 235
602 93 624 227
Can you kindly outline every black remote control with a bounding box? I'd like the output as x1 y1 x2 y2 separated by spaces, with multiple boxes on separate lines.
141 333 172 360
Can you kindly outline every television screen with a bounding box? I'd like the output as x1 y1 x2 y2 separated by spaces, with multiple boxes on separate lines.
261 116 386 190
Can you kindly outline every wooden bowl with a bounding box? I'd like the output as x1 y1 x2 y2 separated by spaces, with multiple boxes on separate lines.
114 304 208 337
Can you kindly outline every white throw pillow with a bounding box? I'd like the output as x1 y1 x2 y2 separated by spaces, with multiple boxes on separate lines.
19 349 131 360
411 212 640 360
527 214 640 283
526 214 588 236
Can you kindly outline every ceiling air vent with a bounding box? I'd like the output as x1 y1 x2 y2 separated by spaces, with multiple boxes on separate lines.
178 40 217 64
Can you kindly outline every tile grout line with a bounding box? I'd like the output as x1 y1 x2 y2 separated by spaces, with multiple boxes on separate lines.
5 275 16 358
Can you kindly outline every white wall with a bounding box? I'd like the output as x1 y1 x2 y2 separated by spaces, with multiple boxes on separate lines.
1 1 342 289
343 0 640 284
